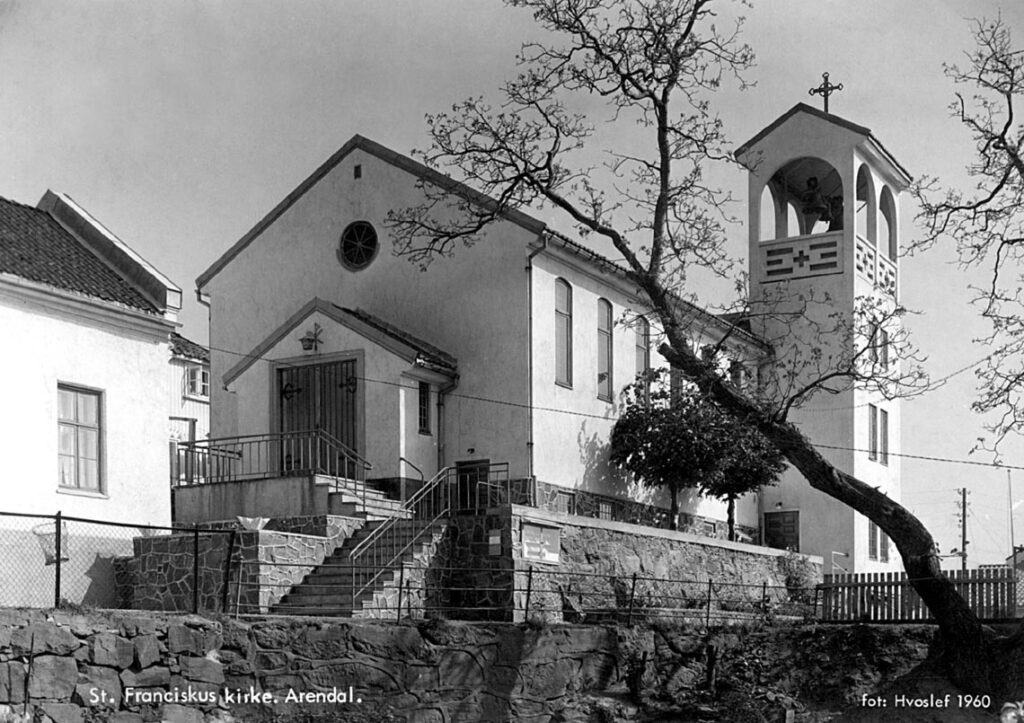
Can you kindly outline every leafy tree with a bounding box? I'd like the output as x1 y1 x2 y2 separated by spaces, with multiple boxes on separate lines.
387 0 996 692
610 371 784 537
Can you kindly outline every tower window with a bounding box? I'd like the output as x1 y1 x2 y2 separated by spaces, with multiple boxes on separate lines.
868 404 878 461
597 298 613 401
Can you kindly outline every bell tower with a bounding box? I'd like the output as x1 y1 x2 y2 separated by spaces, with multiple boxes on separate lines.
735 101 912 572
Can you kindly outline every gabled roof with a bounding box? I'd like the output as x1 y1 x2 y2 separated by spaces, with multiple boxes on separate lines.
223 298 457 386
735 102 912 185
0 195 159 314
340 307 457 373
196 134 545 290
170 332 210 364
201 134 768 352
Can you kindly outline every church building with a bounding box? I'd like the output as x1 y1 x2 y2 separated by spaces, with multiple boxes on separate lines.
189 101 907 573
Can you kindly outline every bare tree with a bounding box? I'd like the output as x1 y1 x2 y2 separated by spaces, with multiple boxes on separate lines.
913 17 1024 455
388 0 1002 692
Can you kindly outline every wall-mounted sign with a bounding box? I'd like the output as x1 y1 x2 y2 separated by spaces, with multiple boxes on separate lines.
522 522 560 564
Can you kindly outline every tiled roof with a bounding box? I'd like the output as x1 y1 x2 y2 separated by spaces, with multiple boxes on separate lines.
170 332 209 363
340 307 457 372
0 195 158 313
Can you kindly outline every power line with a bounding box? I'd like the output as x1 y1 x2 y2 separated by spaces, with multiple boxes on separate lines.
201 341 1024 470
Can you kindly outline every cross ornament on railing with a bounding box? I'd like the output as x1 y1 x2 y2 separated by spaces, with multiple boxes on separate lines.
809 72 843 114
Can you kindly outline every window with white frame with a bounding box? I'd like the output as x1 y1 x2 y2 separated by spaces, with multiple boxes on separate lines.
868 403 878 461
635 316 650 401
185 365 210 398
879 408 889 465
597 298 613 401
58 385 102 492
555 279 573 387
868 520 879 560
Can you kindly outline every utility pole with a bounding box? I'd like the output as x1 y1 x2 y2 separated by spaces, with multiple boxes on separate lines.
958 487 969 572
1009 470 1016 557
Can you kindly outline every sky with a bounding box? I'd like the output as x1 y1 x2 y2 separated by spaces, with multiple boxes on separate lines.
3 0 1024 567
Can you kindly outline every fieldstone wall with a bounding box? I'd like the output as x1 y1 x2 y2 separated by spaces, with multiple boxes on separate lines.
423 506 818 624
0 609 938 723
123 516 364 615
510 506 821 624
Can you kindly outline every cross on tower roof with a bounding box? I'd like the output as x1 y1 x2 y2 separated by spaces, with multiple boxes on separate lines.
808 72 843 114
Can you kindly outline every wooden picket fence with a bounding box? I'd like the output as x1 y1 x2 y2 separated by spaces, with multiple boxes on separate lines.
820 568 1021 622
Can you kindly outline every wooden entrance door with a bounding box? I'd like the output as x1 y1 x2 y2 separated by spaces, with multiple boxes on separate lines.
278 360 358 474
764 510 800 551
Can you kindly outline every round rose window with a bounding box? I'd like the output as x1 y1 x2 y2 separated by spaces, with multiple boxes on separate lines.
338 221 379 270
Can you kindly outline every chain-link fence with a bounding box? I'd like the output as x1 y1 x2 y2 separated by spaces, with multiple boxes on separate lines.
0 511 236 613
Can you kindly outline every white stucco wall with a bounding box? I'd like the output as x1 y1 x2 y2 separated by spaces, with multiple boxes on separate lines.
529 251 763 530
204 147 534 479
0 294 172 525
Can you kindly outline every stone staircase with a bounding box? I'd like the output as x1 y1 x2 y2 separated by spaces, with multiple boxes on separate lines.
271 517 448 617
325 478 411 520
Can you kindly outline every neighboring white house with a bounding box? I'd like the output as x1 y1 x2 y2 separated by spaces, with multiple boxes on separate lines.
0 190 181 524
0 190 182 606
195 136 768 537
169 331 210 483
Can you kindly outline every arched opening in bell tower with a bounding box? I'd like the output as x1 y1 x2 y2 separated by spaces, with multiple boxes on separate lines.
879 186 898 261
855 165 877 246
761 156 844 240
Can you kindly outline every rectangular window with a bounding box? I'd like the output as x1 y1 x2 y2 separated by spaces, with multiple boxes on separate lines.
868 404 878 461
597 299 613 401
417 381 431 434
555 279 573 387
58 385 102 491
880 408 889 465
598 501 613 520
879 328 890 370
869 520 879 561
186 366 210 398
880 531 890 563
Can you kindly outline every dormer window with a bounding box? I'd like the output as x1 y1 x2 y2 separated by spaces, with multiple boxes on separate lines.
186 366 210 398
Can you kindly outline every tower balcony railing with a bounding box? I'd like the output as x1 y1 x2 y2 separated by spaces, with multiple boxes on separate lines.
758 230 843 283
173 430 372 487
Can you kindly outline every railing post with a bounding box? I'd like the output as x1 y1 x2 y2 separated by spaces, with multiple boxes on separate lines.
192 524 200 614
705 579 714 629
397 565 405 621
627 572 638 626
54 511 62 608
222 530 237 613
525 566 534 620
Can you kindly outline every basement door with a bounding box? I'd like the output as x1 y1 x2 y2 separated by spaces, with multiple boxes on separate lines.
278 360 359 474
764 510 800 552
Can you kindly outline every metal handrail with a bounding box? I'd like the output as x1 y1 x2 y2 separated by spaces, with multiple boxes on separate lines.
177 430 373 486
348 466 454 604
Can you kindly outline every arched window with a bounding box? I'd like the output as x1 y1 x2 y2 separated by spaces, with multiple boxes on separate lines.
635 315 650 381
555 279 573 387
597 299 613 400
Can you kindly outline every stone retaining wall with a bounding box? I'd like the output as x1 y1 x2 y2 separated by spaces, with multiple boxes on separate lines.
0 610 936 723
123 516 364 615
426 506 820 623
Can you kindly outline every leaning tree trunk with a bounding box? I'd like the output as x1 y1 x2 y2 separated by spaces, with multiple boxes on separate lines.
669 486 680 531
657 340 997 693
726 495 736 541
